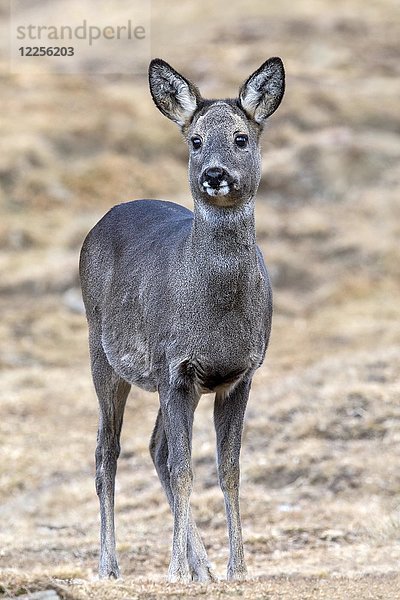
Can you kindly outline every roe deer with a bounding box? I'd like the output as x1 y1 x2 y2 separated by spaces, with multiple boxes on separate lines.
80 57 285 583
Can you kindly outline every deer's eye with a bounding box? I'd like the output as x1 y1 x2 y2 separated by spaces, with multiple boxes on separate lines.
234 133 248 148
191 136 202 150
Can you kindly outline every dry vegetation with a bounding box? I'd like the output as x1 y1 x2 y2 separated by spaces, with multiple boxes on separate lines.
1 0 400 598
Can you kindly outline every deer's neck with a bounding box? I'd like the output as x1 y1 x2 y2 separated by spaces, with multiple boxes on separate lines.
188 199 259 298
192 198 256 250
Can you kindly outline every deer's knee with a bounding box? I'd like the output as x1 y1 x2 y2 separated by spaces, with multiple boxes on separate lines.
96 430 121 461
169 461 193 497
219 464 240 495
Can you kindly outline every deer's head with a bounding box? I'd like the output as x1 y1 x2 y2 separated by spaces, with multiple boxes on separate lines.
149 58 285 209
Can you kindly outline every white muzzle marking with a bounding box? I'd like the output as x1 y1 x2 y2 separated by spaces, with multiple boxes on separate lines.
202 180 230 197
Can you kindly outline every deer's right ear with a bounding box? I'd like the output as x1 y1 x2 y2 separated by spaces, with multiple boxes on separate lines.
149 59 202 129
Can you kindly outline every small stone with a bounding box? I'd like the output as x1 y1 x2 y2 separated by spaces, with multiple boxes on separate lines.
11 591 61 600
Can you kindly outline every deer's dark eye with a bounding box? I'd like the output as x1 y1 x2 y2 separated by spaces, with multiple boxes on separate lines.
191 136 202 150
234 133 248 148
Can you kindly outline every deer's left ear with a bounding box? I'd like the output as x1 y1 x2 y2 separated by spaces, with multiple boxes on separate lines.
239 57 285 126
149 58 202 129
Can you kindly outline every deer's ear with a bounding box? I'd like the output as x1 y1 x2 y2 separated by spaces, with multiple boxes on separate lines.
149 59 202 128
239 57 285 126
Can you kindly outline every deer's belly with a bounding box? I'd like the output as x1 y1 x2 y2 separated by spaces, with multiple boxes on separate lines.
169 335 266 395
100 311 267 394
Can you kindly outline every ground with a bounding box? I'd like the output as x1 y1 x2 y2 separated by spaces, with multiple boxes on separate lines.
1 0 400 598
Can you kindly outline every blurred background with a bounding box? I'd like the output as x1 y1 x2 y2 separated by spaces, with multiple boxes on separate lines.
1 0 400 597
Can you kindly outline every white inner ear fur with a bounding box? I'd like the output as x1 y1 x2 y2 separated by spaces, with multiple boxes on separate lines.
175 81 198 125
240 73 266 114
240 65 283 124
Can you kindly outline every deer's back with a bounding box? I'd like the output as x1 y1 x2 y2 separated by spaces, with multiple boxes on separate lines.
80 199 192 309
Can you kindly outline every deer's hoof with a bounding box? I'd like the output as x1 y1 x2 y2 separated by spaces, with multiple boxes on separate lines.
227 564 247 581
191 563 218 582
168 561 191 583
99 557 120 580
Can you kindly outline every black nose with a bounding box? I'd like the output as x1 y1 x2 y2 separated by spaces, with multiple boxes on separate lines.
204 167 226 189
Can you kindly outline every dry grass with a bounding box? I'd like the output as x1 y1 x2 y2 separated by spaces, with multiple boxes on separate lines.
1 0 400 598
3 571 400 600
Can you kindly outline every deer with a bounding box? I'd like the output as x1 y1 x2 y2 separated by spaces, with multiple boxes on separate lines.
79 56 285 583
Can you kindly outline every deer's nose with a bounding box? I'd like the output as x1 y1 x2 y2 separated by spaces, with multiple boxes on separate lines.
204 167 226 189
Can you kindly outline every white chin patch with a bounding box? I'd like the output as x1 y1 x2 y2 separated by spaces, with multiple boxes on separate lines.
203 182 230 197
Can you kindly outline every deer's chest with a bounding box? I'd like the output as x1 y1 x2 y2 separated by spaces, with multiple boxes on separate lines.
167 297 269 392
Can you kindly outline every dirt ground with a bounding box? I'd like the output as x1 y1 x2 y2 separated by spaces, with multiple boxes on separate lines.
1 0 400 598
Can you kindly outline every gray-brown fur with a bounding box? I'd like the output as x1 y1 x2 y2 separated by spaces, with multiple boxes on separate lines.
79 57 285 582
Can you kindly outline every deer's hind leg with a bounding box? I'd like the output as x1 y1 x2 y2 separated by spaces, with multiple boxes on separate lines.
89 326 131 579
150 409 216 582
